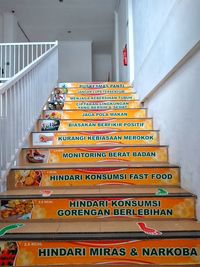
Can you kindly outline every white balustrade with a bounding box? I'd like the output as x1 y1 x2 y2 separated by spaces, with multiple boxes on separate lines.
0 41 58 190
0 42 56 82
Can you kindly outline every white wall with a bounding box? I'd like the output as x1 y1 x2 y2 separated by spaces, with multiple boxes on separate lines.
112 0 134 82
112 11 119 81
58 41 92 82
145 49 200 219
1 12 28 42
133 0 200 218
92 54 112 82
0 11 3 42
133 0 200 100
118 0 128 81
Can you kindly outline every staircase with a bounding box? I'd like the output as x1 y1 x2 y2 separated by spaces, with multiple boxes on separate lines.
0 81 200 266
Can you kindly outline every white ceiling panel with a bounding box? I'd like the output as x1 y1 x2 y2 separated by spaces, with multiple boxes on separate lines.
0 0 116 52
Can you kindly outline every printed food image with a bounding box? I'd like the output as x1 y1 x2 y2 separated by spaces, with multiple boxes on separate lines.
0 242 18 266
1 200 33 219
44 111 62 120
48 101 64 110
39 134 54 143
41 119 60 131
15 170 42 187
26 149 46 163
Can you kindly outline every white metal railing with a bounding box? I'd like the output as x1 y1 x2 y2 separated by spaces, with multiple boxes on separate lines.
0 41 58 191
0 42 56 82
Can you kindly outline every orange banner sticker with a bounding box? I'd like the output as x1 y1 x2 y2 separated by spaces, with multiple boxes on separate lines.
0 239 199 266
0 197 195 220
59 81 131 88
32 131 159 146
39 118 153 131
24 146 168 164
63 100 141 110
42 109 147 120
64 93 138 101
14 167 179 188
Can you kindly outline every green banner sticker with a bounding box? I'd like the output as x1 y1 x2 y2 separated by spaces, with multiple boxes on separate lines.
0 223 24 236
155 188 169 196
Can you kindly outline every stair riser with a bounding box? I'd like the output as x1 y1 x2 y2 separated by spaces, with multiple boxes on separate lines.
65 88 134 94
64 93 138 101
61 101 141 110
59 82 131 88
42 109 147 120
0 239 199 266
31 131 159 146
37 118 153 132
20 147 168 165
9 167 180 188
0 197 195 220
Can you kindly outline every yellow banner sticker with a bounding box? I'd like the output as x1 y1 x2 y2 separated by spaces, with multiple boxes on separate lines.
0 197 195 220
32 131 159 146
66 89 133 94
42 109 147 120
64 93 138 101
59 81 131 88
0 239 199 266
15 239 200 265
66 88 134 94
39 118 153 131
63 101 141 110
14 167 179 187
24 146 168 164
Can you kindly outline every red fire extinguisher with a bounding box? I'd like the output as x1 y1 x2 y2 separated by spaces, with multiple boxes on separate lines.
123 44 128 66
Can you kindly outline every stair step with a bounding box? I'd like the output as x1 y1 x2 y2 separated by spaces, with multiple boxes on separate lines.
37 118 153 132
0 220 199 266
31 130 159 147
19 146 168 165
1 186 189 196
0 188 195 221
1 219 199 237
58 81 131 88
65 87 134 95
8 165 180 189
42 108 147 120
58 100 141 110
64 92 138 101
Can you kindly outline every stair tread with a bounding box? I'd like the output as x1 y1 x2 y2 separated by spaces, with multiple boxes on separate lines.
37 117 153 120
0 187 193 197
0 220 200 237
32 130 159 133
43 108 147 111
13 162 179 169
22 144 168 148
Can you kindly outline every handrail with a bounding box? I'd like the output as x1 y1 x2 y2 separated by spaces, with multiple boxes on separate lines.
0 41 57 82
0 41 58 94
0 41 58 190
0 42 56 45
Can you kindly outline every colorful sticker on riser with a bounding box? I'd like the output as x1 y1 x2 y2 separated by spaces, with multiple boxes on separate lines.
65 88 134 94
0 197 195 220
14 167 179 188
0 239 200 266
32 131 159 146
64 93 138 101
23 146 168 164
62 101 141 110
59 81 131 88
65 89 134 95
38 118 153 132
42 109 147 120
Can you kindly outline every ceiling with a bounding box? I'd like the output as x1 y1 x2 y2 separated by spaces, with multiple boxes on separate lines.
0 0 117 53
